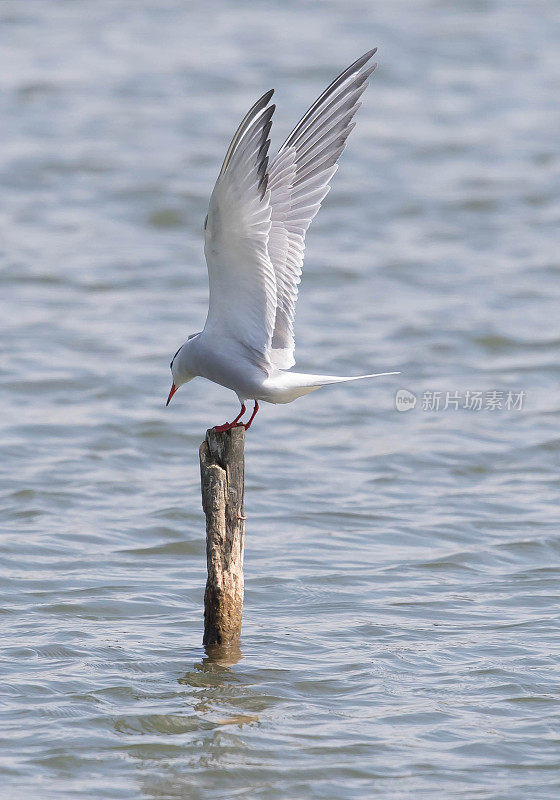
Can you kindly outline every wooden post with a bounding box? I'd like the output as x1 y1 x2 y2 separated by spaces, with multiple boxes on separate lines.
199 426 245 650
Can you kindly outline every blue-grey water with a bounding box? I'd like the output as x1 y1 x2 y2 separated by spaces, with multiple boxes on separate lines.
1 1 559 798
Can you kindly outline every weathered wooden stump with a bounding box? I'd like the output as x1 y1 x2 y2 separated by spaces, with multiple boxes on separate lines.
199 426 245 650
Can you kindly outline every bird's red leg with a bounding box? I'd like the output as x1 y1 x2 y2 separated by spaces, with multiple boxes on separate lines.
214 403 246 433
243 400 259 431
230 403 247 428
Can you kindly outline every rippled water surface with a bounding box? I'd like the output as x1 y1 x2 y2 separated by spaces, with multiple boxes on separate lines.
2 1 560 797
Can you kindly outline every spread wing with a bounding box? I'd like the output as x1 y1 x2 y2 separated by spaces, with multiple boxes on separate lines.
267 49 378 369
203 91 277 369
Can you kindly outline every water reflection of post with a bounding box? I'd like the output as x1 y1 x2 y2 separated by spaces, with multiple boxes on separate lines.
199 426 245 658
200 642 243 670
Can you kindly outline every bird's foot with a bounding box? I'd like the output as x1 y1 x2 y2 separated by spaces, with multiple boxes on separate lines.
214 404 247 433
214 421 234 433
214 421 246 433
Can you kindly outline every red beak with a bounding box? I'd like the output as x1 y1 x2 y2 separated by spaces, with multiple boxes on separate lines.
166 383 177 406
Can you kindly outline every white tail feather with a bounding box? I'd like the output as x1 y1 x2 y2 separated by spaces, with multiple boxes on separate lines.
261 370 400 403
305 371 400 387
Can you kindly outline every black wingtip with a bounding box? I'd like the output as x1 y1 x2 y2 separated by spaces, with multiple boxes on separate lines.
356 48 378 70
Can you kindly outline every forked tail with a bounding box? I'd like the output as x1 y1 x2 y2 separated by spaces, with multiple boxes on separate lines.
305 371 400 388
266 370 400 403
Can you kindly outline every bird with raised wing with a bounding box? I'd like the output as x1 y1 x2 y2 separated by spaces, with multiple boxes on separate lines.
167 49 398 431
